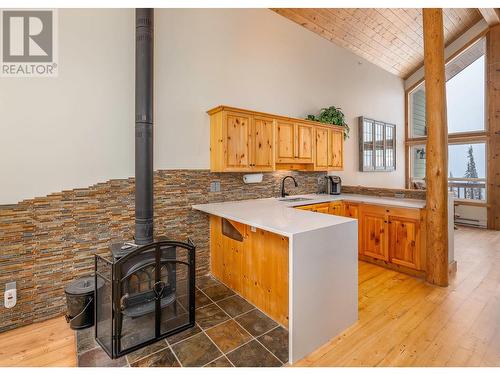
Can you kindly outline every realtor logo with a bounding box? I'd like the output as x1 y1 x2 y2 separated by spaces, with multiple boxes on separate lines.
1 9 58 77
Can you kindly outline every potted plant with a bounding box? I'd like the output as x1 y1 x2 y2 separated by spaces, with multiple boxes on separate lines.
306 106 350 139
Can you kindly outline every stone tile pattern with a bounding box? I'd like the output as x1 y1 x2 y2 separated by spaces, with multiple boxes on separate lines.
0 169 324 332
342 185 426 200
76 275 288 367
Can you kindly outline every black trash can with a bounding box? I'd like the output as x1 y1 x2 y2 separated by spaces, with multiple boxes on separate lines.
65 276 103 330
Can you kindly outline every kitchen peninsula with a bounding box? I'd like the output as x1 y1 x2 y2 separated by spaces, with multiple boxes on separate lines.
193 192 456 363
193 194 359 363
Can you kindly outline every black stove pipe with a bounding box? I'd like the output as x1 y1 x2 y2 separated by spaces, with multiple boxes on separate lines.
135 9 154 245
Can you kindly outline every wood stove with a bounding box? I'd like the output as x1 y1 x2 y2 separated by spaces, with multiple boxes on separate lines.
94 240 195 358
93 9 196 359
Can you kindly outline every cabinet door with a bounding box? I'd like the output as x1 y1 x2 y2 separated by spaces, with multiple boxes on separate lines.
296 124 313 163
329 202 342 215
313 203 330 214
251 117 274 171
388 216 421 270
225 112 251 170
315 127 329 170
296 204 315 211
329 129 344 170
360 207 388 261
342 202 359 218
276 120 296 163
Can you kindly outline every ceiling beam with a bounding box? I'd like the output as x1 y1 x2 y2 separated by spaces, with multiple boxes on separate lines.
478 8 500 26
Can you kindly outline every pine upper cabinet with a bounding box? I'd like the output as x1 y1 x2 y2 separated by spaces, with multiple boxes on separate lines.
276 120 296 163
329 128 344 170
251 116 274 171
276 121 313 164
314 126 344 171
208 105 341 172
296 124 314 163
359 205 388 261
314 126 329 170
209 107 275 172
225 112 252 170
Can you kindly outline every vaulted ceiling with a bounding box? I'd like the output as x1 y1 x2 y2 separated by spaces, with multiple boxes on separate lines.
271 8 483 78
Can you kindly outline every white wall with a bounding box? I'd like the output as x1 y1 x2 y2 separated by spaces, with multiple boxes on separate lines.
0 9 135 204
155 9 405 189
1 8 405 204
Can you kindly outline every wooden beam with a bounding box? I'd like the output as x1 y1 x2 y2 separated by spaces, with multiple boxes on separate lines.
423 9 449 287
487 24 500 229
478 8 500 26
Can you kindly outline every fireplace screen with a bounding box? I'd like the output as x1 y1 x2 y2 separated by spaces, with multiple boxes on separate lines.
95 239 195 358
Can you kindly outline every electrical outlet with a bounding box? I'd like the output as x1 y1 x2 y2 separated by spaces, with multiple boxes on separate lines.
4 282 16 309
210 181 221 192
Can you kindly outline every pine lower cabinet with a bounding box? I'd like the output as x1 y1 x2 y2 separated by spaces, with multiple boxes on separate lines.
359 205 388 261
294 201 426 275
329 201 342 215
358 205 425 274
209 215 289 327
342 201 359 218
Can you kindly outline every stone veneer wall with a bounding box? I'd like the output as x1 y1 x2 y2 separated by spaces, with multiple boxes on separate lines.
0 169 326 332
342 185 426 200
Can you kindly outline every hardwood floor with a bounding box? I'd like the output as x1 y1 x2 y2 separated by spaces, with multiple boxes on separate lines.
297 226 500 366
0 226 498 367
0 316 76 366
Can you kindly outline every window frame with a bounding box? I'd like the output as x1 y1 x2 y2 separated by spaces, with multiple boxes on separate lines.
359 116 396 172
404 35 488 207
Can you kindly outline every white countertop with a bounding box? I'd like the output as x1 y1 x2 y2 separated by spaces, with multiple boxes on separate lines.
192 193 425 237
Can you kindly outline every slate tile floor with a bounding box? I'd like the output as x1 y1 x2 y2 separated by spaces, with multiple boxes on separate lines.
76 275 288 367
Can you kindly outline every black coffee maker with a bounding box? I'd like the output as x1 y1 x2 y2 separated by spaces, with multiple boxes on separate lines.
326 176 342 195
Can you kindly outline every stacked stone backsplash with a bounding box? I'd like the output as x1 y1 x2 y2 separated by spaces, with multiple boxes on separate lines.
0 169 325 332
342 185 426 200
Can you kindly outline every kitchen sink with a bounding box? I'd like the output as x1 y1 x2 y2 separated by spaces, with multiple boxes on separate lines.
278 197 312 202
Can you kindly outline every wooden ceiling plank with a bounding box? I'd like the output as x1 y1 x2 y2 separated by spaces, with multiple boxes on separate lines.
442 10 459 37
347 8 420 64
393 8 424 39
271 8 400 75
340 8 422 61
478 8 500 26
375 8 424 53
299 9 403 70
385 9 424 48
322 9 416 69
271 7 483 79
365 8 423 58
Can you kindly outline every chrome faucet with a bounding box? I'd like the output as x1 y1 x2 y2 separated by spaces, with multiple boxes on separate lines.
280 176 298 198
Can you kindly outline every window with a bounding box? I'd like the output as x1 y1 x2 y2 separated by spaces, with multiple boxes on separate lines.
448 143 486 201
408 143 487 202
406 37 487 201
359 117 395 172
